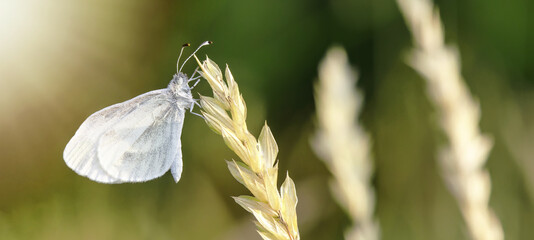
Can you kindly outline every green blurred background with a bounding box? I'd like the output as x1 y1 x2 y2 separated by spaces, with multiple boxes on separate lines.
0 0 533 239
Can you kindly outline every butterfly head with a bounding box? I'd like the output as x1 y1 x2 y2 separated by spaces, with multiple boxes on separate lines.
168 73 194 107
167 41 212 108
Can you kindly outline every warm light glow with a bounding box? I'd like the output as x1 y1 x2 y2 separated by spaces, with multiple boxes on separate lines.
0 0 37 49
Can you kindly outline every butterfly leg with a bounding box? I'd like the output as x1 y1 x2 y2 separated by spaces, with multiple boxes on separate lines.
188 67 200 80
188 101 205 120
191 78 202 88
189 111 204 119
186 76 201 89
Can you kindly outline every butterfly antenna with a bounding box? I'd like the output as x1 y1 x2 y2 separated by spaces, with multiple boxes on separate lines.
179 41 213 73
176 43 191 72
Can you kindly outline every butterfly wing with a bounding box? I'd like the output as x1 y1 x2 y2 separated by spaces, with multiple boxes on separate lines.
63 89 174 183
96 92 185 183
170 146 183 183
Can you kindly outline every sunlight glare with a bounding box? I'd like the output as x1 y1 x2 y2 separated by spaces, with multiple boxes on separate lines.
0 0 37 48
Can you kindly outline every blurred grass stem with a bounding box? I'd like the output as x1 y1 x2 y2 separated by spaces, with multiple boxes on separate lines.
396 0 504 239
311 47 378 240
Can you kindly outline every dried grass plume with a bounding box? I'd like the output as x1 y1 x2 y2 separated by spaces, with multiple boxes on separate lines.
195 55 300 240
397 0 504 239
311 47 379 240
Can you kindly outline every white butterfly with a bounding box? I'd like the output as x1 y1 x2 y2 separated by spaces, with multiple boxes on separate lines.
63 41 211 183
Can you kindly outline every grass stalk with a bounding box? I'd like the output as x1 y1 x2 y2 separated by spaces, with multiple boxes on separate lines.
195 55 300 240
311 47 379 240
396 0 504 239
